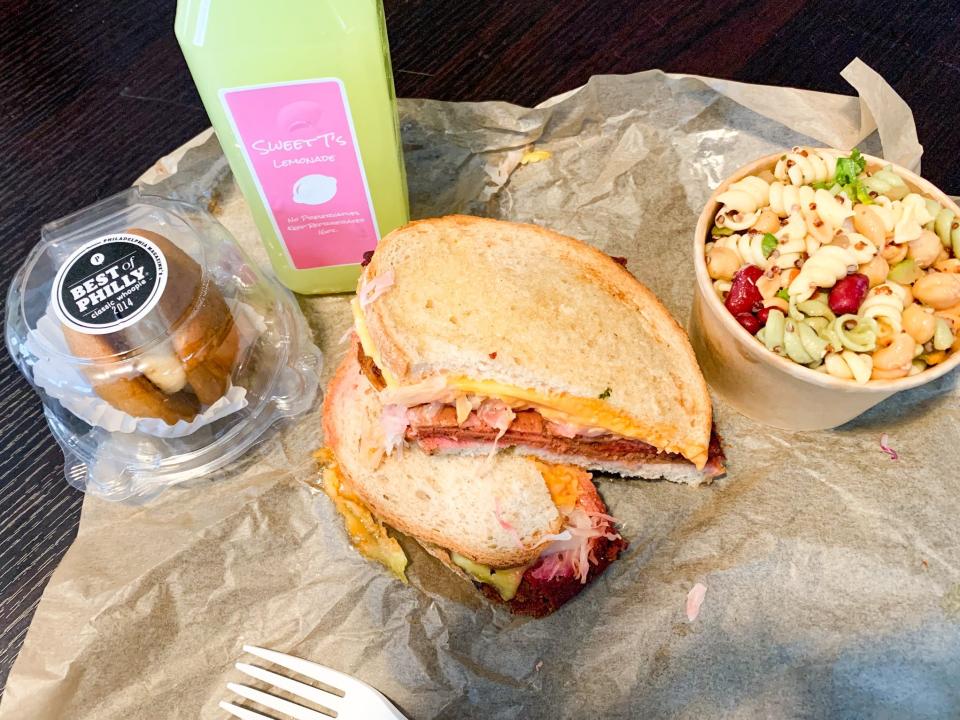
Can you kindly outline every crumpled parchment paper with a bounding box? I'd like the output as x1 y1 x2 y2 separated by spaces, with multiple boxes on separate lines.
2 58 958 720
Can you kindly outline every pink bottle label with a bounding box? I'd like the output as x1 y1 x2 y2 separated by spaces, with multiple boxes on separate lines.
220 79 379 269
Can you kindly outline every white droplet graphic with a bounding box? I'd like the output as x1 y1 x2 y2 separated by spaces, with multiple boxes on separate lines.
292 174 337 205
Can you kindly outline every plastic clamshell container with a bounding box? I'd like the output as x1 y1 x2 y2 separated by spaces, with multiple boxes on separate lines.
689 150 960 431
5 188 322 500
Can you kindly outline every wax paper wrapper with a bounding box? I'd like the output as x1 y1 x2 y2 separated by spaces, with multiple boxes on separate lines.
2 58 958 720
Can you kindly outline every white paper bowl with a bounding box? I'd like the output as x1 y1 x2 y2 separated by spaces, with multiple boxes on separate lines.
689 150 960 430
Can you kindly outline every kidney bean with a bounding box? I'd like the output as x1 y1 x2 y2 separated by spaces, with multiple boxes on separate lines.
735 312 762 335
828 273 869 315
725 265 764 316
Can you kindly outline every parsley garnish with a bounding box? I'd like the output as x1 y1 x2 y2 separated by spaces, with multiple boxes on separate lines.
711 225 734 237
761 233 778 258
598 387 612 400
833 149 872 204
835 148 866 186
776 288 790 301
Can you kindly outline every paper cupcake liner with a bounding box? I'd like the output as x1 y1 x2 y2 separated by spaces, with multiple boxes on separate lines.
23 300 266 438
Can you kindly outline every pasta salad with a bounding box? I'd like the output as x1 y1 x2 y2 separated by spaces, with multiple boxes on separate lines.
706 147 960 383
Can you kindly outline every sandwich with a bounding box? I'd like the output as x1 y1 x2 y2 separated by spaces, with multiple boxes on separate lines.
349 215 725 485
320 347 626 617
62 228 238 424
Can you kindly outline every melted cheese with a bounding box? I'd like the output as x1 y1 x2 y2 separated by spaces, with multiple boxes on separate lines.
321 460 408 581
534 460 584 513
450 553 526 601
448 376 653 442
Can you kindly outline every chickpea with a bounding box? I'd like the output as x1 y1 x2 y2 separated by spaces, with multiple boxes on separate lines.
902 303 936 344
859 255 889 287
706 246 740 281
751 209 780 234
935 247 951 266
913 272 960 310
881 242 908 264
907 229 942 269
854 204 887 246
872 332 915 371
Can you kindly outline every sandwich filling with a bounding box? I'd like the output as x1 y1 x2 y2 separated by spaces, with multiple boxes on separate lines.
351 299 715 469
354 337 725 478
405 405 726 477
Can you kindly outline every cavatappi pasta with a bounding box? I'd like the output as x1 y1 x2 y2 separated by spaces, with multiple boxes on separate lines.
707 146 960 383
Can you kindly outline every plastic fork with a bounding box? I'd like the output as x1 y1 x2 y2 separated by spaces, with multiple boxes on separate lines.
220 645 407 720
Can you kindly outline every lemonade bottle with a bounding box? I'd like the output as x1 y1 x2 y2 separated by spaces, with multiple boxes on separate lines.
175 0 409 294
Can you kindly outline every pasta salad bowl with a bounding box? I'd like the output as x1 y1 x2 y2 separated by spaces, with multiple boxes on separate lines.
689 149 960 430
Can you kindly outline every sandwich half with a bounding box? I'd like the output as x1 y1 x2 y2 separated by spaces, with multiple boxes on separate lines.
350 215 725 485
320 347 626 617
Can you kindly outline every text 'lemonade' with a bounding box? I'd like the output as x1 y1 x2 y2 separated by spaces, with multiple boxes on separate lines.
175 0 409 294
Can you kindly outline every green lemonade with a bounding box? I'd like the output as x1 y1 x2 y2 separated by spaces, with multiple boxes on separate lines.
175 0 409 294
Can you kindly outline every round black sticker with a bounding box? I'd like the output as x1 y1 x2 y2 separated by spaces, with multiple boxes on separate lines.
51 233 168 335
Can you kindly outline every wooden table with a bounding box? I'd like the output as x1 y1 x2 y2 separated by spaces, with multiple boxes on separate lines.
1 0 959 696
